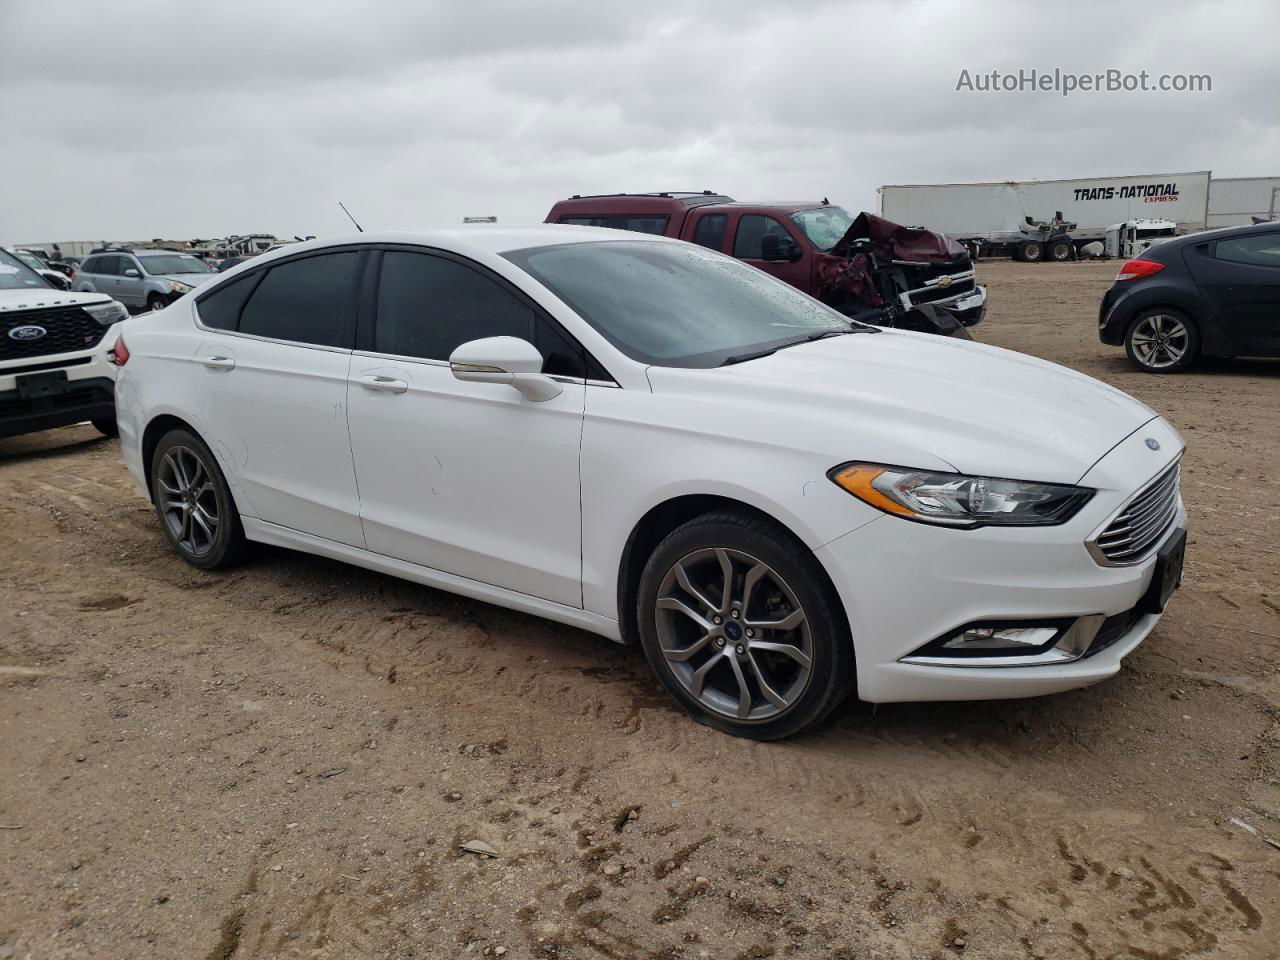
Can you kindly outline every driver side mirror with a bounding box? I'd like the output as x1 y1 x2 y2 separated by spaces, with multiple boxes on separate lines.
449 336 563 402
760 234 803 263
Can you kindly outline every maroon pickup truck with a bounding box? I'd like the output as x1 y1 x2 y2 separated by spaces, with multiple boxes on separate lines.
544 191 986 336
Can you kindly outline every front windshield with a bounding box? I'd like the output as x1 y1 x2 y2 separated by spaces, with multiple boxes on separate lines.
505 240 857 368
139 254 211 275
790 205 855 252
0 249 50 290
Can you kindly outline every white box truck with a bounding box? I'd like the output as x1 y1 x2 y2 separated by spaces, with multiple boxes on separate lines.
879 171 1212 261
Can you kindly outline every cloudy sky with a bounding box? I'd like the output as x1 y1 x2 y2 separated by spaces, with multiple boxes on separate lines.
2 0 1276 243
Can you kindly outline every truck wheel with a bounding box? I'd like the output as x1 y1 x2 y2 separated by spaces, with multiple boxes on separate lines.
1015 240 1042 262
1049 239 1073 262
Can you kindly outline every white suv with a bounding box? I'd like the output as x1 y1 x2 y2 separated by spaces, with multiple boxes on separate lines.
114 227 1186 739
1 248 128 439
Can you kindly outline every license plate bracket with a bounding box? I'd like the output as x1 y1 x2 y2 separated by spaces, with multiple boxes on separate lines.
16 370 69 400
1138 527 1186 614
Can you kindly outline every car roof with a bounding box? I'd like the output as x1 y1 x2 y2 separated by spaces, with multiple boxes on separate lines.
1158 220 1280 248
240 225 677 262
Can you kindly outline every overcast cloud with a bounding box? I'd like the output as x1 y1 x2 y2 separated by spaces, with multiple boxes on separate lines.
1 0 1276 243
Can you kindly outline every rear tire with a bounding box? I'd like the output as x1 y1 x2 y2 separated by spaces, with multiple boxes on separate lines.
635 511 854 740
1049 239 1072 262
91 417 118 437
1015 240 1043 262
1124 308 1199 373
149 428 247 569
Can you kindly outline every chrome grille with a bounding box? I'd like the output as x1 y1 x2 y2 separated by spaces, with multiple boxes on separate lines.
1091 461 1180 565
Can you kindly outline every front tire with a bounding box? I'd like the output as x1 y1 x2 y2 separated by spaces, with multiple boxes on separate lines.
91 417 118 437
636 511 853 740
149 429 247 569
1124 308 1199 373
147 294 169 312
1049 239 1072 262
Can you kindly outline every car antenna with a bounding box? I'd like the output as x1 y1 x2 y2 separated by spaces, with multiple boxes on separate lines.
338 201 364 233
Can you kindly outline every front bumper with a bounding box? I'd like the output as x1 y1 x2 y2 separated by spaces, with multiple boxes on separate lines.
816 418 1185 703
0 375 115 438
0 326 121 438
901 275 987 327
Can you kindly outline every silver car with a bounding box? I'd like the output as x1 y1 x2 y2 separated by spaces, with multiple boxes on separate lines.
75 249 217 312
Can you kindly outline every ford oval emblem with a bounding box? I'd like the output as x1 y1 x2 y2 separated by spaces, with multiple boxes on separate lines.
1145 438 1161 451
7 324 47 341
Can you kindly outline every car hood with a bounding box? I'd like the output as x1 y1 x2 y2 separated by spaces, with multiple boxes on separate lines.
646 330 1159 485
0 287 113 314
158 273 217 288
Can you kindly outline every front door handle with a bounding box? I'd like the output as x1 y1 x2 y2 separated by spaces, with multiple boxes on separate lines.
359 375 408 394
201 355 235 370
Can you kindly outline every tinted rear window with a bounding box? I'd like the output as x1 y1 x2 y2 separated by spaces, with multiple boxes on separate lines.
197 272 260 331
238 252 359 347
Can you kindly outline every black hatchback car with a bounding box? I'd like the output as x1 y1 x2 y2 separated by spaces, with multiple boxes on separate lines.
1099 221 1280 372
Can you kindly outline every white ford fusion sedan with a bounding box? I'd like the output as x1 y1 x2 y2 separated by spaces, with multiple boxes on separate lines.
113 227 1186 739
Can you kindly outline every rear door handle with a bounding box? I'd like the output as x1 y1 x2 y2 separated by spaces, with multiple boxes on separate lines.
201 355 235 370
359 375 408 394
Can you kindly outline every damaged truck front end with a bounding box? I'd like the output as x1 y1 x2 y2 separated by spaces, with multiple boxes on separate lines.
814 212 987 337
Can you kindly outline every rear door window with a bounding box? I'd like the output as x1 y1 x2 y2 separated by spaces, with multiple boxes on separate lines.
691 214 728 251
196 272 261 331
1214 233 1280 268
238 252 360 347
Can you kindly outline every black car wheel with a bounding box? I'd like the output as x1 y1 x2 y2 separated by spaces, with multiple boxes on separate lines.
147 294 169 312
1124 308 1200 373
636 511 854 740
92 417 118 438
149 428 247 569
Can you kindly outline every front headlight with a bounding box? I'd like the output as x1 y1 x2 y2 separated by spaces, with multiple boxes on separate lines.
829 462 1093 528
169 281 192 294
83 300 129 327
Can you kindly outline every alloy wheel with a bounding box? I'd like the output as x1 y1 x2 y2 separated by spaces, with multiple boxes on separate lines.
654 547 813 722
157 445 219 556
1130 313 1189 369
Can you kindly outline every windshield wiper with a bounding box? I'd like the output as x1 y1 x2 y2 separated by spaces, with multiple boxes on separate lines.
719 328 864 367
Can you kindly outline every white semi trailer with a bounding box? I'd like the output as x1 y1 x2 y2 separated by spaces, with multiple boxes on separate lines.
879 171 1213 261
1206 176 1280 227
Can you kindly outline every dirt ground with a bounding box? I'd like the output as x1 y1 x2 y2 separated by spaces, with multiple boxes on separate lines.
2 259 1278 960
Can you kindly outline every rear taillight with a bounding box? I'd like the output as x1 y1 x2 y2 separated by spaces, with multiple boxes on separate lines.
1115 259 1165 281
108 335 130 366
